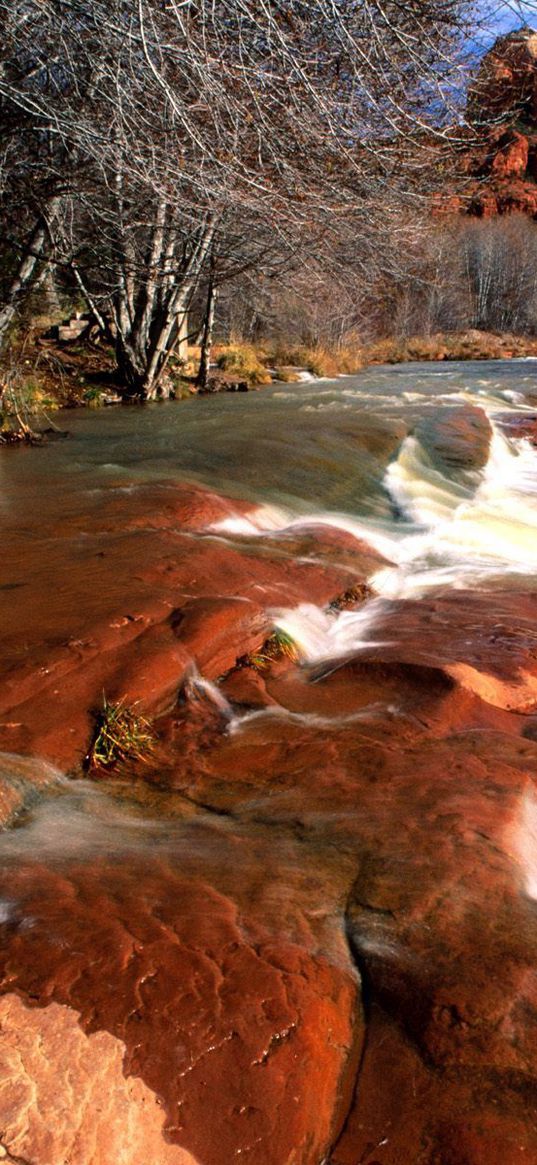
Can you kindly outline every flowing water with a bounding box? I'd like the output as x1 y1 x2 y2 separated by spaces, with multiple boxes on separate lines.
2 360 537 1163
2 358 537 667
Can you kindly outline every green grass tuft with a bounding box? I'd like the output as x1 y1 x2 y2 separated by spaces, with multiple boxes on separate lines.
248 629 300 671
87 696 156 770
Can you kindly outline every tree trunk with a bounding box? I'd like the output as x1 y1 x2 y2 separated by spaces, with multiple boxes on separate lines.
42 264 62 317
113 218 216 400
114 334 148 398
196 273 217 391
0 200 60 350
176 310 189 364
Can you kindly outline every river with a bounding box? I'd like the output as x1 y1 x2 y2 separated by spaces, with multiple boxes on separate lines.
1 360 537 1165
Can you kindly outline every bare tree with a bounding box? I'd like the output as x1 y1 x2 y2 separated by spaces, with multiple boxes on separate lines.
0 0 488 397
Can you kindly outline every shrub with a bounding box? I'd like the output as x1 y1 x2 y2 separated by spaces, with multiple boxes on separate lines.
83 385 106 408
215 343 272 385
0 365 61 441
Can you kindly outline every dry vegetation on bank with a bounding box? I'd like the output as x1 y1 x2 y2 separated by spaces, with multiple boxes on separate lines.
3 321 537 443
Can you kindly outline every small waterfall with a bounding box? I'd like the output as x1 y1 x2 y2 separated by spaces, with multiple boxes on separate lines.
259 407 537 665
211 504 400 563
272 599 390 664
384 432 473 526
373 422 537 600
204 389 537 668
182 668 235 720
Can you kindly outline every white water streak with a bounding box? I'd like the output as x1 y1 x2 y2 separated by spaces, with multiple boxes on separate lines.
374 424 537 599
511 790 537 900
211 393 537 664
271 599 391 664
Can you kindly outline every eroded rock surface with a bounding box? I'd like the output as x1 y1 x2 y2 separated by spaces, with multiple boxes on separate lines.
0 796 359 1165
0 995 198 1165
0 483 375 769
1 466 537 1164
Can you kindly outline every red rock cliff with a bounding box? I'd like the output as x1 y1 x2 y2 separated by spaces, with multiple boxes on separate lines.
450 27 537 217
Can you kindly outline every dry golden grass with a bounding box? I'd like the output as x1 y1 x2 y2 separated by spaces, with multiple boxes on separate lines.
214 343 272 385
327 582 375 612
266 342 362 377
362 330 537 365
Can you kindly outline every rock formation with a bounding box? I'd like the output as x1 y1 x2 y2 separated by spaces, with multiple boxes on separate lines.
468 27 537 126
457 27 537 217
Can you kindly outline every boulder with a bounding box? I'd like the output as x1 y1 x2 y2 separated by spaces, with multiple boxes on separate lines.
416 404 493 471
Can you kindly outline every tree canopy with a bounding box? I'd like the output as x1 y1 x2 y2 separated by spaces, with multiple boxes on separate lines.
0 0 498 395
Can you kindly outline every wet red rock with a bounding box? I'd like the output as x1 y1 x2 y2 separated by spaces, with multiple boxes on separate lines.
1 470 537 1164
0 483 365 769
152 678 537 1164
498 412 537 446
0 811 359 1165
417 405 493 471
349 591 537 710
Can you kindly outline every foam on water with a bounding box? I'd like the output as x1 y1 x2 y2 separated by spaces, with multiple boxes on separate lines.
271 599 391 664
0 751 67 789
374 423 537 599
210 503 292 537
211 505 400 562
227 701 399 735
227 389 537 663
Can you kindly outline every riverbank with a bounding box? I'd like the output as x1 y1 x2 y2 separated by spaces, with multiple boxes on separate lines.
3 326 537 443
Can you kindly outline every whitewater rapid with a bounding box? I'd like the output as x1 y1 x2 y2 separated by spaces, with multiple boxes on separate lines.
211 389 537 665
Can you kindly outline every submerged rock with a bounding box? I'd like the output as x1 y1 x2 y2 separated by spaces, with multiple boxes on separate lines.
416 404 493 472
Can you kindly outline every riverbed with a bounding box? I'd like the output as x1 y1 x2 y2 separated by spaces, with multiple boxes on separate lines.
1 361 537 1165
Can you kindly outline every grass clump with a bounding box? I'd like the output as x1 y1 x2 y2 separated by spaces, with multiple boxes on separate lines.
267 342 362 377
87 696 156 770
273 365 303 383
361 330 537 366
328 582 374 612
247 629 300 671
215 343 272 386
